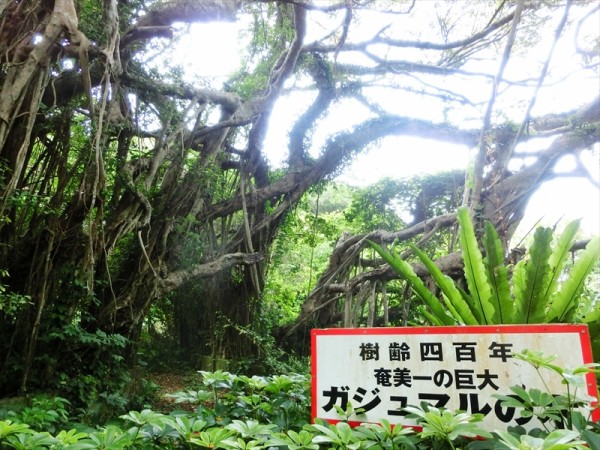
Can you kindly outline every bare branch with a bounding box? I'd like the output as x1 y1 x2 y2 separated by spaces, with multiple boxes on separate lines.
466 0 524 210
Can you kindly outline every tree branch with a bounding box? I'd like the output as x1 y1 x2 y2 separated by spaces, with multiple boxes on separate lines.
158 252 263 295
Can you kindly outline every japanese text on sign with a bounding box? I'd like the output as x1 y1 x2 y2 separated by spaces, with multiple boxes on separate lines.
311 325 598 430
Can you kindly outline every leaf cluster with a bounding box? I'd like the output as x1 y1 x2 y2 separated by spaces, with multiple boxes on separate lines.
0 361 598 449
370 207 600 355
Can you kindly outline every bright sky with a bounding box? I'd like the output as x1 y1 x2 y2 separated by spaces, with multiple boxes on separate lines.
168 4 600 238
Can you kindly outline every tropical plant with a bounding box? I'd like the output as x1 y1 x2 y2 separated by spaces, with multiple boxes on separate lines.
485 350 600 450
352 418 417 449
268 429 320 450
307 420 363 449
0 362 597 450
493 429 588 450
404 403 491 449
166 371 311 430
369 207 600 353
495 350 599 432
3 395 70 433
2 0 598 402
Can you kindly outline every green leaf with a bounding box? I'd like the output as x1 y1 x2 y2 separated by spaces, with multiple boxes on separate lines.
542 429 587 449
457 207 494 324
544 220 580 301
0 420 32 439
369 240 454 325
6 431 57 449
515 226 553 323
410 243 478 325
512 257 527 321
582 429 600 450
547 236 600 322
483 221 513 323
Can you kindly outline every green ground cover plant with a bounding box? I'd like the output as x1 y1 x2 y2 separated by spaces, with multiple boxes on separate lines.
0 357 598 450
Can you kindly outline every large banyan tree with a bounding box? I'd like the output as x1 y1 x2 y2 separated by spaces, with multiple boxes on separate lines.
0 0 598 394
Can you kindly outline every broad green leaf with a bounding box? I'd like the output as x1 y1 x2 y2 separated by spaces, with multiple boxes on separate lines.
369 241 454 325
542 429 587 448
512 257 527 322
582 429 600 450
6 431 57 449
457 207 494 324
410 243 478 325
547 236 600 322
545 220 580 301
421 309 444 326
440 292 464 324
0 420 31 438
483 221 513 323
516 226 553 323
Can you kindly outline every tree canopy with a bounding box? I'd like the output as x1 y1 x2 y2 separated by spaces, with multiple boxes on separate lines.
0 0 598 397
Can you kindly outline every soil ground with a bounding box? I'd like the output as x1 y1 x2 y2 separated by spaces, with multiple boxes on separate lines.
147 371 197 413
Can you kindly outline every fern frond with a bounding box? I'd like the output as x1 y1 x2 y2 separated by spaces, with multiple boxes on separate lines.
422 309 444 326
369 241 454 326
511 258 527 322
410 244 478 325
483 221 513 323
457 207 494 324
547 236 600 323
516 227 553 323
543 220 580 306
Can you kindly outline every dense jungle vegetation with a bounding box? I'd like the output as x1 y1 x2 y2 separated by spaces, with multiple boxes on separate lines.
0 0 599 446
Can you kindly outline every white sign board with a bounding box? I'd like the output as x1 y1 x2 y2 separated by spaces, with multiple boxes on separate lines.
311 325 598 430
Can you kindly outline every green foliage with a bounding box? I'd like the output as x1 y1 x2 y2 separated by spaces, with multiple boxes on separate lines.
3 395 70 434
457 207 494 324
265 185 355 324
0 420 31 441
369 240 455 326
351 418 416 449
496 350 599 431
308 420 362 449
226 3 296 100
482 221 512 324
0 269 31 322
370 208 600 335
345 172 464 232
0 360 598 450
345 178 407 232
404 403 492 446
38 325 153 424
166 371 310 431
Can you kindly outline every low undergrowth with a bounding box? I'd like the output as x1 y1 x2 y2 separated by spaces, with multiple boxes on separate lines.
0 352 598 449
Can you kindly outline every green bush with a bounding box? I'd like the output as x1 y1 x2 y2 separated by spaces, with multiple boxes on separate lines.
0 362 597 449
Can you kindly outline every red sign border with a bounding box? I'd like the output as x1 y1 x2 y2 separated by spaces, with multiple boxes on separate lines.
311 324 599 425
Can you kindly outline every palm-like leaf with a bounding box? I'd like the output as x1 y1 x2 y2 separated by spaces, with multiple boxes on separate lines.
369 241 454 325
409 244 478 325
517 227 553 323
457 207 494 324
511 256 527 320
547 236 600 323
543 220 580 306
483 221 513 323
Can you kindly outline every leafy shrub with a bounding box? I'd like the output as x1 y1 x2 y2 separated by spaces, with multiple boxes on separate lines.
166 371 311 430
0 361 597 449
0 395 70 434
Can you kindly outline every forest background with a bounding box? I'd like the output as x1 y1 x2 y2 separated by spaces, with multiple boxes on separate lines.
0 0 599 419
